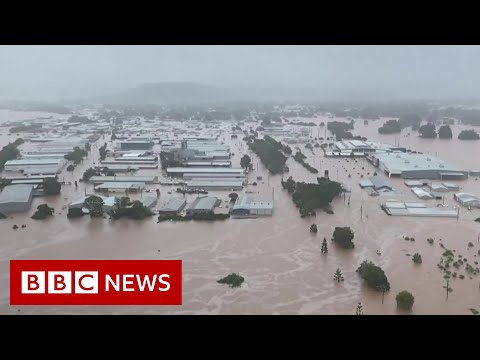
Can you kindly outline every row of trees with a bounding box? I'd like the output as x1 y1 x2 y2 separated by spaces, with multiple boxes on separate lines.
293 151 318 174
0 138 23 171
281 176 342 217
64 146 88 164
248 136 288 174
418 123 479 139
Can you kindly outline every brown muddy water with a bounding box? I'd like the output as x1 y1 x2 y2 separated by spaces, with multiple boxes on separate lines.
1 110 480 315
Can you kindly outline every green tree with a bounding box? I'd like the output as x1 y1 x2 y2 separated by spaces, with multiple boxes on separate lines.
334 268 344 282
84 195 105 218
85 143 91 152
0 178 12 190
64 146 88 163
67 207 84 218
412 253 422 264
229 192 239 201
395 290 415 310
438 125 453 139
458 129 480 140
99 143 108 161
240 154 251 169
310 224 318 233
332 227 355 249
356 261 390 292
321 237 328 254
356 302 364 315
378 120 402 134
217 273 244 288
31 204 54 220
43 178 61 195
83 168 100 181
418 123 437 138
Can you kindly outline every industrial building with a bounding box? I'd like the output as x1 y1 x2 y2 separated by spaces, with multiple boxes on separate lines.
4 159 67 173
372 153 468 180
404 180 427 187
454 193 480 208
359 176 393 191
100 160 157 168
69 195 117 212
117 140 153 150
88 176 158 184
142 196 158 209
184 161 232 167
158 197 187 215
182 173 246 181
115 155 157 162
185 179 244 191
95 182 145 193
166 167 244 177
411 187 434 200
332 140 406 155
94 165 139 173
381 201 458 217
230 196 273 217
186 196 219 215
0 184 34 214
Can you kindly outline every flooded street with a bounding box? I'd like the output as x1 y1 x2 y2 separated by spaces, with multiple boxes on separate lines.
1 111 480 315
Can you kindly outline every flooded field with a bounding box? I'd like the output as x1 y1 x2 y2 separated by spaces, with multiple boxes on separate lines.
1 110 480 315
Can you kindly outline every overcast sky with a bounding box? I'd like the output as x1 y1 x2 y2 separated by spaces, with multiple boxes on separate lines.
0 45 479 101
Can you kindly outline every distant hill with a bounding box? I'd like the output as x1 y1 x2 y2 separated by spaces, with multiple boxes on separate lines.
83 82 336 105
87 82 240 105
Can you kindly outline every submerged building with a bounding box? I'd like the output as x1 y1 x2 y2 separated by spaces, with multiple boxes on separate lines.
331 140 405 155
230 196 273 217
371 153 468 180
158 197 187 216
186 196 219 215
0 184 34 214
454 193 480 208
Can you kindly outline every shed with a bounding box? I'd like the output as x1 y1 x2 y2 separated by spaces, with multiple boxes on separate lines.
158 197 187 215
0 184 34 214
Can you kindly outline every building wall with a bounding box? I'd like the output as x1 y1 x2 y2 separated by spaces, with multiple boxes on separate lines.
0 198 33 214
185 185 243 191
186 208 213 215
120 143 152 150
250 208 273 216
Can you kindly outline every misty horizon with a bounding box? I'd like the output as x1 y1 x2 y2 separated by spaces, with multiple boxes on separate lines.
1 45 480 103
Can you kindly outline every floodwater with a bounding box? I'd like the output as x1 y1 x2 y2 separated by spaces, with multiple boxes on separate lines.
1 110 480 315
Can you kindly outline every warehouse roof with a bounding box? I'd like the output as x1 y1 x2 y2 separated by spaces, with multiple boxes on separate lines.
233 196 272 211
0 184 34 203
88 176 157 183
95 182 145 190
188 196 218 211
186 179 244 188
375 153 465 174
5 159 64 166
160 197 186 212
167 167 244 174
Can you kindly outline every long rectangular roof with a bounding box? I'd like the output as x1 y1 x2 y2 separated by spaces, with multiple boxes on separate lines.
167 167 244 174
188 196 218 210
95 182 145 189
88 176 157 183
186 179 244 187
0 184 33 203
160 197 186 211
5 159 64 166
375 153 465 173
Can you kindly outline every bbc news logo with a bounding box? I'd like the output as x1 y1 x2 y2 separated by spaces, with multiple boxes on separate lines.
10 260 182 305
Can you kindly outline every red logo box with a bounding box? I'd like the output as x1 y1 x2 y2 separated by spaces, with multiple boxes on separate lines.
10 260 182 305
